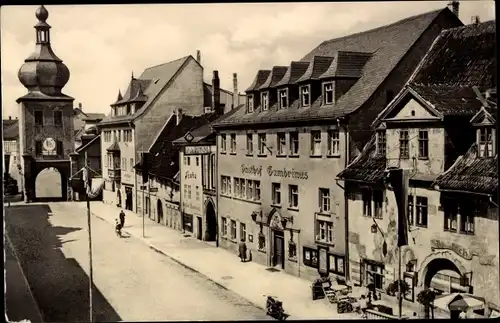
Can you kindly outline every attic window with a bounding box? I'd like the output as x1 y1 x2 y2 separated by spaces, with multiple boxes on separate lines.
279 89 288 109
301 85 310 107
324 82 334 105
153 79 159 84
478 127 494 158
261 92 269 111
247 95 254 113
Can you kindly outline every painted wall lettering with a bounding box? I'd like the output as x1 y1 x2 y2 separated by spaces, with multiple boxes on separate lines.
267 166 308 180
241 164 262 176
185 145 212 155
185 171 196 180
430 239 473 260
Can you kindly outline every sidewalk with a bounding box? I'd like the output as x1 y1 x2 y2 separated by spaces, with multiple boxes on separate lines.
73 201 414 320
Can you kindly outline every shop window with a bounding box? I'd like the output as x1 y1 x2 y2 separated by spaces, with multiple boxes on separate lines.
319 188 330 213
310 130 322 156
373 190 383 219
277 133 286 156
230 134 236 154
289 132 299 155
220 134 227 153
365 261 385 290
303 247 318 268
327 130 340 156
289 184 299 209
399 130 409 159
362 189 372 217
230 220 237 240
416 196 428 227
329 254 345 276
418 129 429 158
240 223 246 242
246 134 253 155
272 182 281 205
316 220 333 244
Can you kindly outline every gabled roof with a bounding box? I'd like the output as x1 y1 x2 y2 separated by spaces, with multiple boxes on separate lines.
99 56 192 125
246 70 271 92
3 119 19 140
106 141 120 152
336 134 386 183
214 8 461 128
434 143 498 194
296 56 334 83
259 66 289 90
76 134 101 153
319 51 372 79
112 78 150 106
274 62 309 87
470 106 496 126
82 113 106 121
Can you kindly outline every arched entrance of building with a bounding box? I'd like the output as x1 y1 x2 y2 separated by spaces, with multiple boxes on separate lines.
205 200 217 241
35 167 63 201
268 208 285 269
125 186 133 211
117 190 122 207
422 257 467 293
157 200 163 224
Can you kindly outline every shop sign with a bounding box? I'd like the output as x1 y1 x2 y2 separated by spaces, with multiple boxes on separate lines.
241 164 262 176
185 146 212 155
122 172 133 183
185 171 197 180
267 166 308 180
430 239 472 260
182 201 201 212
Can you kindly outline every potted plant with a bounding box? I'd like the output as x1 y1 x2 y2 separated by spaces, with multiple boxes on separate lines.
417 288 437 319
386 279 410 297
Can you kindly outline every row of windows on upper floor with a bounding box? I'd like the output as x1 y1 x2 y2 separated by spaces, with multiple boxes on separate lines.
106 154 134 171
34 110 63 127
220 130 341 157
103 129 133 143
375 127 495 159
111 104 135 117
358 188 475 236
183 154 217 191
246 82 394 113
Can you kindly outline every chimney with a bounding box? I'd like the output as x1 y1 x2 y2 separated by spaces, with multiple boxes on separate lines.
448 1 459 18
232 73 239 110
196 50 201 64
212 70 221 115
176 109 183 125
78 102 83 110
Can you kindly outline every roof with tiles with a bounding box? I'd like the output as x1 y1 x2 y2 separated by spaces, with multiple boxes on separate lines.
296 56 334 83
3 119 19 140
245 70 271 92
259 66 289 90
433 143 498 194
274 62 310 87
99 56 191 125
320 51 373 79
214 8 459 128
336 134 386 183
82 113 106 121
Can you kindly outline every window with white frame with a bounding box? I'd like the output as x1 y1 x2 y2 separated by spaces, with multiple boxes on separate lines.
373 190 383 219
246 180 254 200
301 86 310 107
230 134 236 154
327 130 340 155
289 185 299 209
240 223 247 242
254 180 261 201
399 130 409 159
310 130 322 156
319 188 330 213
261 92 269 111
230 220 237 240
247 95 254 113
289 132 299 155
324 82 334 104
416 196 428 227
246 134 253 155
479 127 494 157
316 220 333 244
258 133 267 155
362 189 372 217
221 217 228 236
418 129 429 158
234 177 243 198
221 175 231 195
377 131 386 156
459 204 474 234
221 134 227 153
272 183 281 205
444 200 458 232
279 89 288 109
277 133 286 155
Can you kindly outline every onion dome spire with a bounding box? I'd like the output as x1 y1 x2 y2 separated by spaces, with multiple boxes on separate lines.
18 5 70 96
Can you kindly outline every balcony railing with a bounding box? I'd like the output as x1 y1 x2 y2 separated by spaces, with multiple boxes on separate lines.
108 168 121 181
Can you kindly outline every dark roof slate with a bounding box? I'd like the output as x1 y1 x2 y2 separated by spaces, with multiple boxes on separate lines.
259 66 289 90
433 143 498 194
296 56 334 83
3 119 19 140
274 62 310 87
319 51 373 79
246 70 271 92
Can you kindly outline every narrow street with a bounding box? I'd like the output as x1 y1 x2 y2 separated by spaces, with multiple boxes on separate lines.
5 203 270 322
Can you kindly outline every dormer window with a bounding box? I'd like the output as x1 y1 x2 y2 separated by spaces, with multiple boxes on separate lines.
247 95 254 113
279 89 288 109
324 82 334 105
301 86 310 107
376 131 386 156
261 92 269 111
478 127 494 157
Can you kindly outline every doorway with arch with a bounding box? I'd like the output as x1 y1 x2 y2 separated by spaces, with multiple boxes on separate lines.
204 200 217 241
117 190 122 207
157 199 164 224
32 163 69 201
420 255 470 294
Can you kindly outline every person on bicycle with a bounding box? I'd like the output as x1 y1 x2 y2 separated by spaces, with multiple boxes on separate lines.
119 210 126 227
115 218 122 236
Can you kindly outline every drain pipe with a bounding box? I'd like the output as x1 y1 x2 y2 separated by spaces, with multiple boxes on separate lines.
337 117 350 281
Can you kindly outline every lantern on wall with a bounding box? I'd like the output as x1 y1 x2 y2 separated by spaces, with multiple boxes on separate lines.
371 224 378 233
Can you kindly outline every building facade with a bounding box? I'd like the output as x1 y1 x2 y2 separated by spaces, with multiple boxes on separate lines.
212 8 462 281
3 117 22 192
338 20 498 313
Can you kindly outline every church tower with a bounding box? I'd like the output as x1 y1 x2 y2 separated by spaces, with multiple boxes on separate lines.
17 5 74 202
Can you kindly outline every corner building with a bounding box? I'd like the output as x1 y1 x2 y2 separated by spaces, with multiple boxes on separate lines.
212 8 462 281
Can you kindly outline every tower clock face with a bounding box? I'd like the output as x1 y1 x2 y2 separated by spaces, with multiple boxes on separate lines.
43 137 56 151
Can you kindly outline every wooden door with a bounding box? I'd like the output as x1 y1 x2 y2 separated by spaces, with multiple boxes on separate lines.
274 232 284 269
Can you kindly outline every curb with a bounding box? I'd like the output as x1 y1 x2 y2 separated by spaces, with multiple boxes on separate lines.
90 210 269 314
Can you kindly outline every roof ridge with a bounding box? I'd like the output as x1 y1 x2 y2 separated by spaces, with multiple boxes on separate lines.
321 8 444 46
143 55 190 72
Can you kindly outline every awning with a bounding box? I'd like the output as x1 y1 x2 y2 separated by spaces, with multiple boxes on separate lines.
489 310 500 318
434 293 485 312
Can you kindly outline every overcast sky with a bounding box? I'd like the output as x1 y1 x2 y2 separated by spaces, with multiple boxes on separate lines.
1 1 495 118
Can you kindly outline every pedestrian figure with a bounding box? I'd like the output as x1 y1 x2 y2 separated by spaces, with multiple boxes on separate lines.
119 210 125 227
238 239 247 262
115 218 122 237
